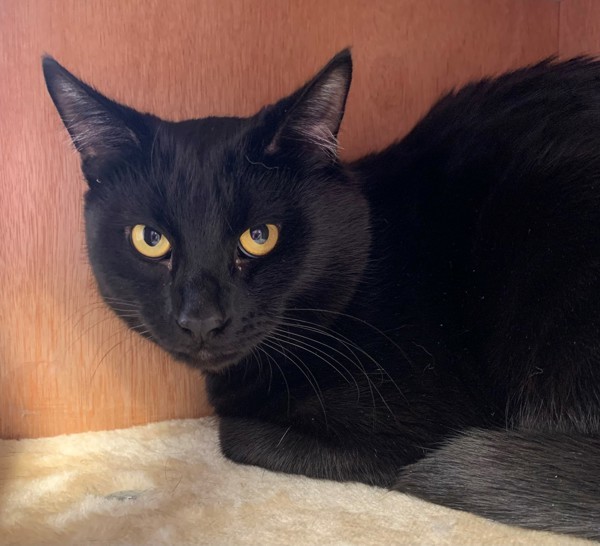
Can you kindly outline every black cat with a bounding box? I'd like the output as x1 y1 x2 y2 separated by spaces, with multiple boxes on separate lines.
43 50 600 539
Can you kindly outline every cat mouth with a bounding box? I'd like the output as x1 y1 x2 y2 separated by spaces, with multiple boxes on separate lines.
171 346 244 372
197 348 241 366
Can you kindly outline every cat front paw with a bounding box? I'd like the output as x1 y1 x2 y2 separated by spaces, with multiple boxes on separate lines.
217 416 252 464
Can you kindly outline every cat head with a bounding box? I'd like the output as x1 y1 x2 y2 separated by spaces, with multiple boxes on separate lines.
43 51 371 373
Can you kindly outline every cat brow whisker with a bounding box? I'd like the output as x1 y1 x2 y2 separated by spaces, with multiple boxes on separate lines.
149 120 164 169
244 154 280 171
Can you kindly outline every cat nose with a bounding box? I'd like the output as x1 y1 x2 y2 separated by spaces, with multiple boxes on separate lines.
177 311 227 340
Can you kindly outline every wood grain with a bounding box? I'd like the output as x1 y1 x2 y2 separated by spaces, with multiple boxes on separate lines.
560 0 600 58
0 0 559 438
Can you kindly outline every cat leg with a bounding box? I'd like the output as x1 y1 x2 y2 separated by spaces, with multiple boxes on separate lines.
218 416 401 487
394 428 600 539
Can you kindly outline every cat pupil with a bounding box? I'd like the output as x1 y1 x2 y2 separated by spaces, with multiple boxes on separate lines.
144 227 161 247
251 226 268 244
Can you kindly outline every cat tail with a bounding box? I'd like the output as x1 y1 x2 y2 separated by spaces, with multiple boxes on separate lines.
394 429 600 539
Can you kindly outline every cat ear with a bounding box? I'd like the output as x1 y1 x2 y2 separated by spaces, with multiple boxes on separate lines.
265 49 352 162
42 56 144 182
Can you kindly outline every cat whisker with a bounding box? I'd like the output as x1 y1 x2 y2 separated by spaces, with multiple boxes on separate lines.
63 300 109 322
62 313 124 361
102 299 141 309
249 347 262 376
251 346 273 393
102 296 139 303
286 308 409 403
128 322 154 340
270 319 397 420
67 303 113 332
256 344 290 415
274 315 402 392
270 329 360 394
149 120 165 172
269 327 384 427
88 335 126 387
60 296 137 334
261 339 327 426
271 327 372 405
288 307 409 356
88 317 155 388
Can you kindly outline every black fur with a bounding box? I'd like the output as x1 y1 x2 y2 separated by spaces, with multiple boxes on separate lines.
43 51 600 539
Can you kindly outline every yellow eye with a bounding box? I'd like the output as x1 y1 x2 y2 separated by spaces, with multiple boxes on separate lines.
131 224 172 259
239 224 279 257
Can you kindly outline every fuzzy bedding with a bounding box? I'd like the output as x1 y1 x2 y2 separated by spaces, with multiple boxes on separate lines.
0 417 593 546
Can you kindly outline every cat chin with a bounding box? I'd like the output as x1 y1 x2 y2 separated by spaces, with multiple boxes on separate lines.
169 347 244 374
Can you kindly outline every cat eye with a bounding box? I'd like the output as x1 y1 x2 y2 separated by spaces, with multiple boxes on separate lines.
238 224 279 258
130 224 172 259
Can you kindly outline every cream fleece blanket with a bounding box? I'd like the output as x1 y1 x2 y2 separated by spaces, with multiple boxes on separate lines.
0 417 594 546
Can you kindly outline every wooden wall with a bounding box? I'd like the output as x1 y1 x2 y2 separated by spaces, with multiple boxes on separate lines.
0 0 595 439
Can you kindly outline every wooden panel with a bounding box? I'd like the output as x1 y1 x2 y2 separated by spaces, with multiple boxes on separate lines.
560 0 600 58
0 0 558 438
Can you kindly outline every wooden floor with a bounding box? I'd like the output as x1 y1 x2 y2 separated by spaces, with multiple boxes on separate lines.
0 0 598 438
